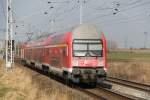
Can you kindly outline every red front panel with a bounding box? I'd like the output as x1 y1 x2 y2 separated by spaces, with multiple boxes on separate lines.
68 32 72 68
102 32 107 71
73 57 104 67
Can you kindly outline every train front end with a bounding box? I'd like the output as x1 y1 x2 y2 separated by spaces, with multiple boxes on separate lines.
71 24 107 84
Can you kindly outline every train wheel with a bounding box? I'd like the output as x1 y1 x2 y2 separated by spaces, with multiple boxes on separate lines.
63 71 68 80
63 71 71 85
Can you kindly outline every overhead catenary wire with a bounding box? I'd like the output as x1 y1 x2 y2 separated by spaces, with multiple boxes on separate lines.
12 0 150 43
35 0 150 34
38 0 79 33
42 0 89 25
14 0 74 37
52 0 78 19
95 11 149 25
97 14 149 26
85 0 150 23
12 0 150 26
118 0 142 6
39 0 70 4
54 0 88 25
90 0 142 11
54 4 79 22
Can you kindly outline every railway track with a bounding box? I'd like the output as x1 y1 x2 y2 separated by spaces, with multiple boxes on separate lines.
106 76 150 93
16 62 147 100
76 87 106 100
24 64 106 100
75 83 145 100
97 86 145 100
30 66 145 100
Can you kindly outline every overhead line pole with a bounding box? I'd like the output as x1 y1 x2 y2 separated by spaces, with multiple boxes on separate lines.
5 0 8 70
6 0 13 71
144 32 148 49
10 0 13 64
79 0 83 24
78 0 86 24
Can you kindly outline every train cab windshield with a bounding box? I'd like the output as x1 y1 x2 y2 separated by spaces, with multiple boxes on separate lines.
73 39 103 57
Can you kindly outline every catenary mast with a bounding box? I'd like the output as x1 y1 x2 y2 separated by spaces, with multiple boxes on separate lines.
5 0 14 71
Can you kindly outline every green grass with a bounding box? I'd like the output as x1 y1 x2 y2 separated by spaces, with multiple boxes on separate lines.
107 51 150 62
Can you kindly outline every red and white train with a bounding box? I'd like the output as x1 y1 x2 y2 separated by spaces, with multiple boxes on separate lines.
18 24 107 85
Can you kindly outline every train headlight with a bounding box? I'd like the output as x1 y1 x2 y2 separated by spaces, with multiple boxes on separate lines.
98 60 104 66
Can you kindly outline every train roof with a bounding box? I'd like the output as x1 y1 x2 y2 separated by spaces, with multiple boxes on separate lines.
25 24 102 47
72 24 102 39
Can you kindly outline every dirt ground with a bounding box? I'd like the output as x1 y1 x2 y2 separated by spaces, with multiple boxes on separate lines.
107 61 150 85
0 60 95 100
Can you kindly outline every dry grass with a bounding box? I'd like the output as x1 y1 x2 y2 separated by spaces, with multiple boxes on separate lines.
108 61 150 85
107 50 150 85
0 60 95 100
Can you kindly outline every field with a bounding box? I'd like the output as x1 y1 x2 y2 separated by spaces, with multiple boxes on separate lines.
0 49 149 99
0 60 94 100
107 49 150 85
107 50 150 62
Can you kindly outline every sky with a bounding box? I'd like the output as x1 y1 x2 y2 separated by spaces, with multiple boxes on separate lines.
0 0 150 48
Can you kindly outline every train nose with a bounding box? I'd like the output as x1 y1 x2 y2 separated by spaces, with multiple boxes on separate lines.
80 74 97 83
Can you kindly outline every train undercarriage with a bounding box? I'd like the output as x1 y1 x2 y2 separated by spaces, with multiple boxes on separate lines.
20 59 106 87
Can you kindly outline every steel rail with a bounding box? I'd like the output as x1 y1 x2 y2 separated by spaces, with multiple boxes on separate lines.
106 76 150 92
97 87 145 100
76 87 106 100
